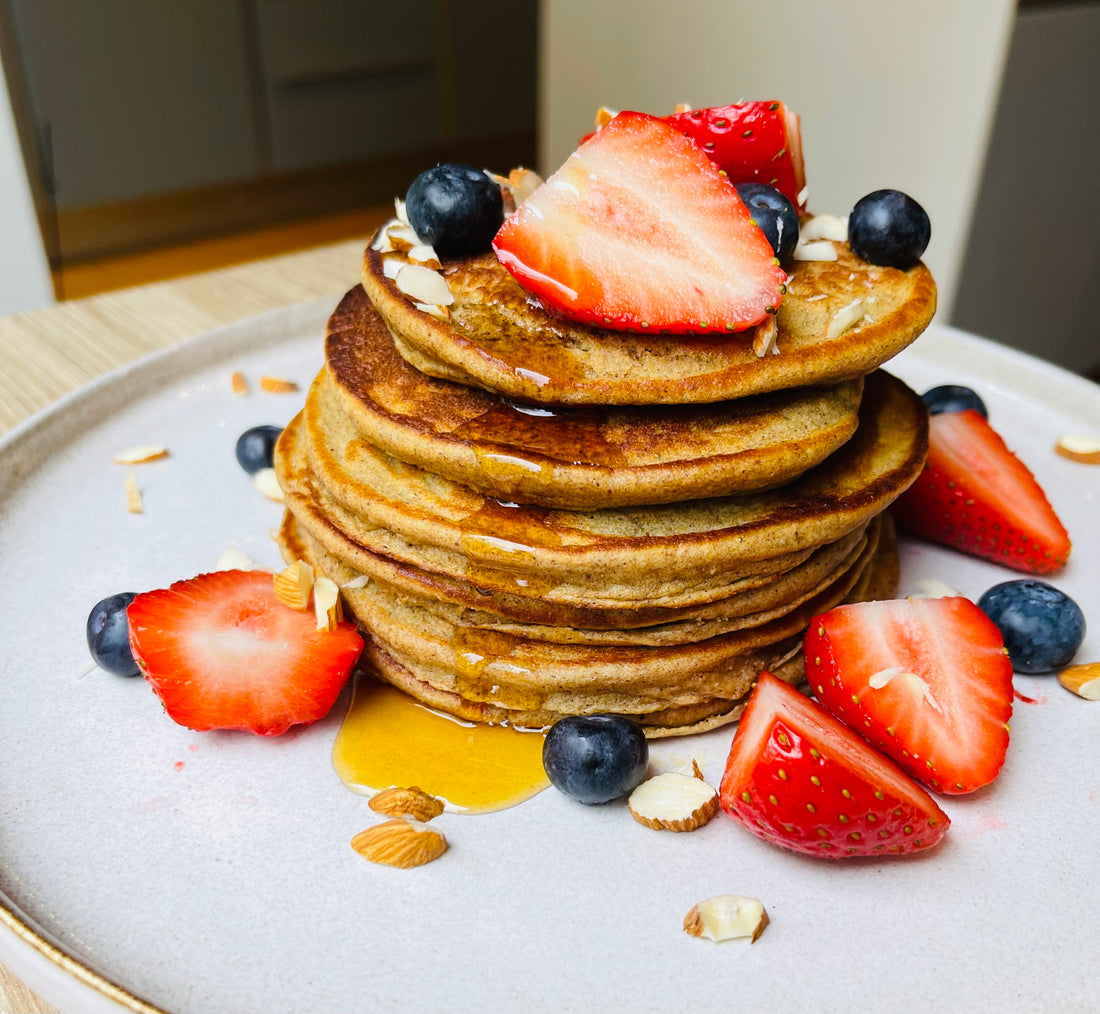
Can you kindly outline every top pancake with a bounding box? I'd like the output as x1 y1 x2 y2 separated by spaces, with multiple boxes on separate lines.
361 238 936 406
324 285 864 509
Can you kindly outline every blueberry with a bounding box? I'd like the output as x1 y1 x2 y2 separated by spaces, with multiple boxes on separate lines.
848 189 931 269
735 183 798 264
87 593 140 676
405 163 504 258
921 384 988 418
542 715 648 804
977 580 1085 674
235 425 283 475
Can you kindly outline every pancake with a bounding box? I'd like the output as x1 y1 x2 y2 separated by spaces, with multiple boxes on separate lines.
325 285 865 508
282 508 880 646
278 514 899 738
361 239 936 405
274 367 927 606
279 505 864 628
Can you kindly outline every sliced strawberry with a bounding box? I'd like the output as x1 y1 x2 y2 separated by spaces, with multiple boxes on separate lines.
804 597 1014 794
718 671 950 858
492 110 786 335
891 409 1071 574
127 570 363 736
664 101 807 211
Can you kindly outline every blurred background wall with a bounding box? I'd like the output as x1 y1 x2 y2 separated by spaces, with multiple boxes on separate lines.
1 0 1097 377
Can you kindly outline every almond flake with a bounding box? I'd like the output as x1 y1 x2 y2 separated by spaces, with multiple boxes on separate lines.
351 818 447 868
231 371 249 395
825 298 866 338
112 445 169 465
369 786 445 822
594 106 618 128
414 302 451 321
868 666 941 710
381 256 404 280
793 240 837 262
684 895 768 943
124 473 143 514
313 576 343 630
253 467 284 502
371 219 402 252
673 102 693 114
341 574 370 590
910 578 963 599
1058 662 1100 700
799 214 848 243
1054 434 1100 464
384 222 421 253
395 263 454 306
752 314 779 358
259 375 298 394
628 771 720 832
394 197 410 226
273 560 314 611
214 547 257 571
407 244 442 270
506 167 543 206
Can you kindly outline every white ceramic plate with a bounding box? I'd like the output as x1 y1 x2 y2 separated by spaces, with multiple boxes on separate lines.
0 305 1096 1014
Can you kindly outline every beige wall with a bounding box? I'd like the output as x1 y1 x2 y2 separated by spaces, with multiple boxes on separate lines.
0 46 52 315
539 0 1016 321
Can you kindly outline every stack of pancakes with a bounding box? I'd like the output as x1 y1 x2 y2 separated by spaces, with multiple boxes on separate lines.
275 233 936 736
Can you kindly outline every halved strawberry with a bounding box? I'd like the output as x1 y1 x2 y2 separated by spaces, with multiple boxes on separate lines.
664 101 807 211
127 570 363 736
492 110 786 335
891 409 1071 574
804 597 1014 794
719 671 950 859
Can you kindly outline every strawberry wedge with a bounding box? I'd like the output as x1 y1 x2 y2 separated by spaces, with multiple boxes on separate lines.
665 101 807 211
805 597 1015 794
128 570 363 736
719 672 950 859
492 111 786 335
891 409 1071 573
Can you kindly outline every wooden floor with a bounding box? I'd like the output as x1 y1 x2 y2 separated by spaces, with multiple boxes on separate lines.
53 204 392 300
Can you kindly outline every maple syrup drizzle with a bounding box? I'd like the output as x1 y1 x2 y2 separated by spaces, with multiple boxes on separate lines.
332 677 548 813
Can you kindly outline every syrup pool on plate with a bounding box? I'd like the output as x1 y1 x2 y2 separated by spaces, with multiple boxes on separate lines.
332 676 549 812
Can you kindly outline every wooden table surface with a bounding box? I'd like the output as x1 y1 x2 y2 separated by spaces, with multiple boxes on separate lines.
0 239 365 1013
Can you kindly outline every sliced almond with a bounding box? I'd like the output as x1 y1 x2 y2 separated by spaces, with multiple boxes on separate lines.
793 240 837 262
253 467 284 502
394 196 410 226
231 370 249 395
273 560 314 611
594 106 618 128
381 255 405 281
341 574 370 590
684 894 769 943
506 166 543 205
369 786 445 822
1054 434 1100 464
124 473 143 514
798 214 848 243
313 576 343 630
395 263 454 306
351 818 447 869
214 547 256 571
384 222 421 253
407 244 442 270
414 302 451 321
112 444 169 465
673 102 693 114
825 297 865 339
371 218 402 252
628 771 720 832
259 375 299 394
1058 662 1100 700
752 313 779 358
